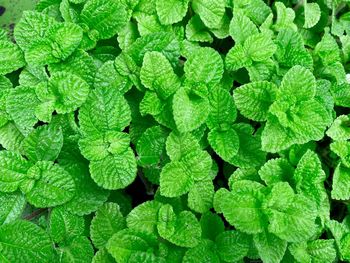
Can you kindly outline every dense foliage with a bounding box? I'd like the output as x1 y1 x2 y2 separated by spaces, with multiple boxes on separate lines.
0 0 350 262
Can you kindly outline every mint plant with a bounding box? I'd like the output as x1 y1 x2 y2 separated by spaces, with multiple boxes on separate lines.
0 0 350 262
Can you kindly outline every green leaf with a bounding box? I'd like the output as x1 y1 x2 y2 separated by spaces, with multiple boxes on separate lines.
244 33 276 62
25 161 76 207
331 164 350 200
106 229 158 263
160 161 194 197
140 51 181 99
14 11 57 50
58 236 94 263
0 151 31 193
230 123 266 168
185 15 213 43
229 10 258 44
79 132 130 161
215 230 250 262
79 87 131 136
128 32 180 67
258 158 294 185
21 124 63 162
94 61 132 94
0 191 26 225
6 86 40 136
304 3 321 29
215 182 267 234
234 81 278 121
327 115 350 141
173 86 210 133
89 148 137 190
156 0 189 25
80 0 128 39
268 194 317 242
225 44 252 71
182 240 220 263
184 47 224 87
91 202 126 249
157 204 201 247
208 127 239 162
188 180 214 213
49 206 85 244
92 248 116 263
0 41 26 75
165 132 199 161
263 182 294 212
206 86 237 129
126 201 162 234
136 126 167 167
44 72 90 114
192 0 225 29
289 239 337 263
273 2 297 31
0 220 55 263
253 230 287 263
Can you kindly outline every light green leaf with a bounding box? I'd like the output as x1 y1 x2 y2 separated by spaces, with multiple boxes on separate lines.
160 161 193 197
90 148 137 190
229 11 258 44
59 236 94 263
106 229 158 263
327 115 350 141
126 201 162 234
244 33 276 62
184 47 224 87
49 206 85 244
225 44 252 71
94 61 132 95
79 87 131 136
192 0 225 29
0 220 54 263
208 127 239 162
80 0 128 39
92 248 116 263
140 51 181 99
331 164 350 200
156 0 189 25
21 124 63 162
44 73 90 114
289 239 337 263
258 158 294 185
273 2 297 31
136 126 167 167
234 81 277 121
215 182 267 234
263 182 294 212
304 3 321 29
6 86 40 136
206 86 236 129
185 15 213 43
173 86 210 133
165 132 199 161
215 230 250 262
253 230 287 263
230 123 266 168
0 191 26 225
268 195 317 242
0 151 31 193
0 41 26 75
135 13 171 36
79 132 130 161
14 11 57 50
188 180 214 213
157 204 201 247
182 240 220 263
91 202 126 249
25 161 76 207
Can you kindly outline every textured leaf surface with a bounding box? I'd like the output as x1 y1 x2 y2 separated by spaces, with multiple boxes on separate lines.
192 0 225 29
25 161 76 207
0 220 54 263
91 202 126 249
0 41 26 75
90 148 137 190
0 191 26 225
156 0 189 25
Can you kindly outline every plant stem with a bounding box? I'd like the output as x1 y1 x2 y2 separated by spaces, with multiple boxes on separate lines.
24 208 47 221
